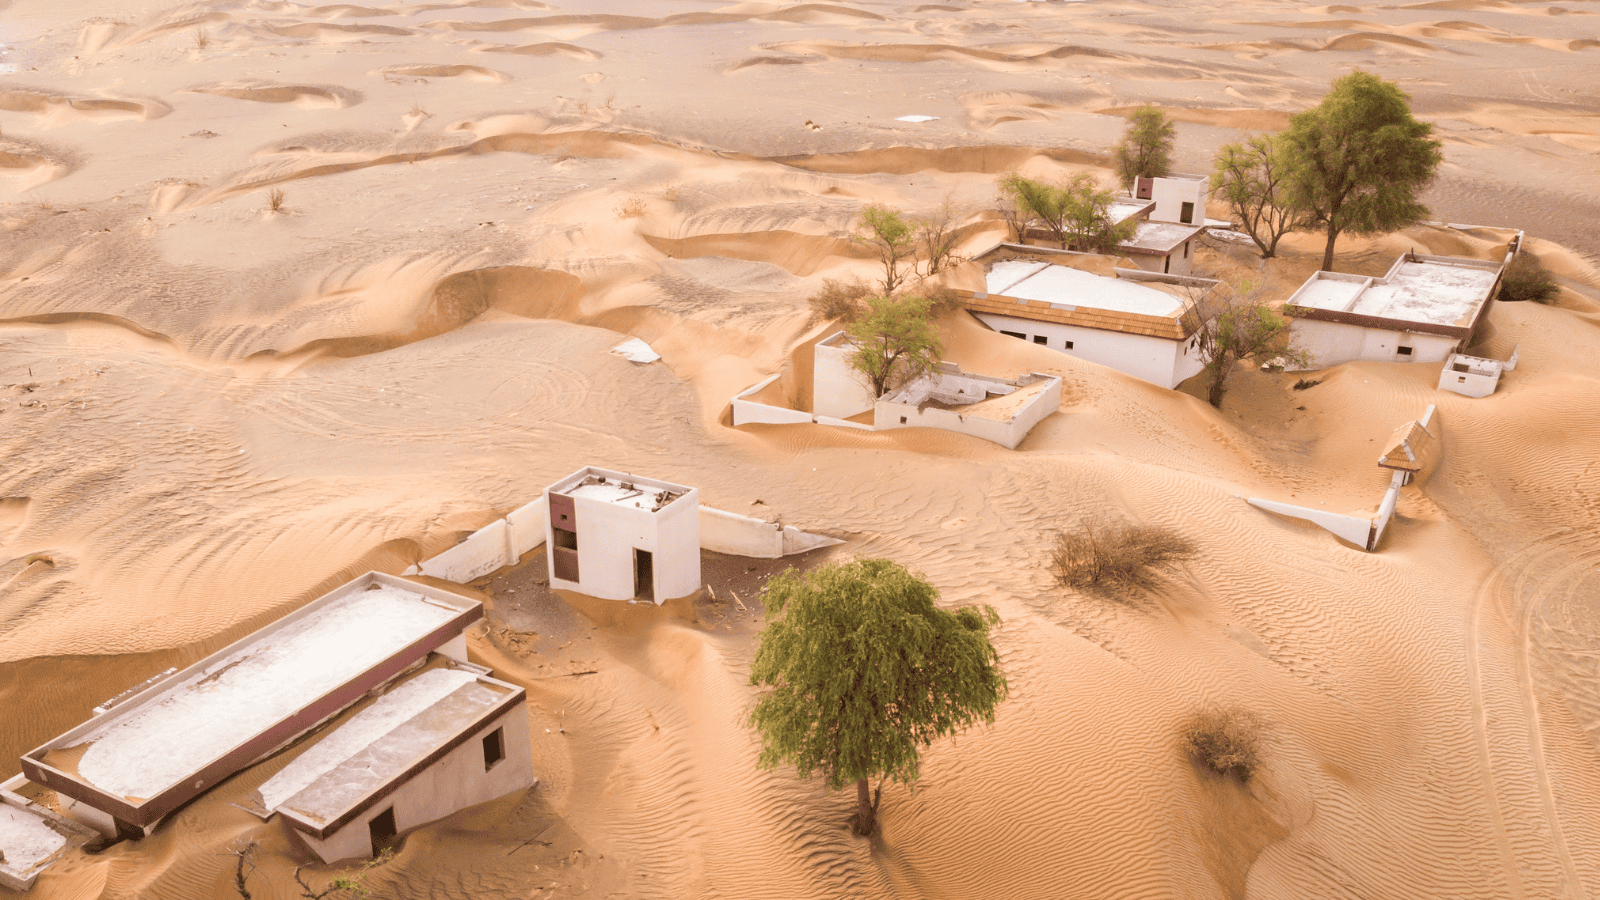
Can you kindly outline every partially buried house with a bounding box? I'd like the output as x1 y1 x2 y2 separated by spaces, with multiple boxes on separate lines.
956 242 1220 389
1284 251 1507 370
17 572 535 865
545 466 701 605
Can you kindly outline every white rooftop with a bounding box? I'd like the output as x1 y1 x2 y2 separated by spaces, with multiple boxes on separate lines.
73 586 460 801
986 259 1184 317
1293 258 1500 327
1121 220 1203 253
1108 199 1152 224
0 803 68 879
567 478 683 510
261 666 510 824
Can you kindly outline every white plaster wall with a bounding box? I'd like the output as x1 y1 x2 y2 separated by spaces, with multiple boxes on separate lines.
1291 319 1459 369
732 376 815 426
418 520 513 584
297 705 536 864
873 376 1060 449
1439 369 1497 398
700 508 783 557
975 313 1190 388
813 335 876 419
1150 178 1207 225
1246 498 1374 549
505 497 548 559
552 489 701 603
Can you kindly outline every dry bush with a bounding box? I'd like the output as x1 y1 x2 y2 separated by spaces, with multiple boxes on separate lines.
661 184 681 203
1051 518 1195 588
193 28 211 50
920 284 963 317
1183 705 1266 783
615 196 647 219
1499 253 1560 304
807 277 873 323
266 188 286 212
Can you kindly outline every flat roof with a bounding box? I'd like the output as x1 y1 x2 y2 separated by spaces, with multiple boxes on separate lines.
0 800 68 882
986 259 1184 317
1119 220 1204 254
263 662 521 837
23 573 480 826
1288 255 1501 330
1109 199 1154 224
547 466 693 512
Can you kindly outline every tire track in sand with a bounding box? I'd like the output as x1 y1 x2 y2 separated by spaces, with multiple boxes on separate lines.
1469 528 1596 899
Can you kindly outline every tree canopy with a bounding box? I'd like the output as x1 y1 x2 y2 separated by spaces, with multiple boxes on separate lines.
1278 70 1442 272
1191 281 1305 407
845 293 943 399
855 204 918 295
747 558 1008 836
1112 105 1176 189
1210 134 1302 259
999 172 1136 254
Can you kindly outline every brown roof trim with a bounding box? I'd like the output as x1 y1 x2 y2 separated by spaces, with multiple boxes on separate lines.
1282 304 1472 340
957 289 1197 341
20 574 482 828
277 682 526 840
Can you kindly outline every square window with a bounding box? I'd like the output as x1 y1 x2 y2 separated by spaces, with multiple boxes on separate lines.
1064 340 1074 350
1458 376 1467 383
553 528 577 551
899 416 908 424
483 727 506 771
1032 335 1047 345
1397 346 1413 356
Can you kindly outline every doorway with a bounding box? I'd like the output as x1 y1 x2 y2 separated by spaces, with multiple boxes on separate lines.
634 548 654 601
368 807 397 855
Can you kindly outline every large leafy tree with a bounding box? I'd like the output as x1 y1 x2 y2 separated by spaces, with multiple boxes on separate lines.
1000 172 1136 254
845 293 943 398
1210 134 1302 259
1278 71 1443 272
747 558 1008 837
1112 104 1176 189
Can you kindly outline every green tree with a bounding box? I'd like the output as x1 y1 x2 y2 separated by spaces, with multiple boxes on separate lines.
1210 134 1302 258
845 293 943 398
1192 282 1305 407
855 204 918 295
1112 105 1176 189
1498 252 1559 304
999 172 1136 254
1278 71 1443 272
747 558 1008 837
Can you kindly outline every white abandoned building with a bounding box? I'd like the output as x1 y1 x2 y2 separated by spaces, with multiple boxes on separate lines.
12 573 534 870
545 466 702 604
1283 251 1507 370
956 243 1220 390
1437 348 1517 398
1112 174 1210 276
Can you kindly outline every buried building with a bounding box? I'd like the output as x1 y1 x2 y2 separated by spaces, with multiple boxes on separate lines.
545 466 701 604
955 243 1220 389
1283 249 1510 370
15 572 535 867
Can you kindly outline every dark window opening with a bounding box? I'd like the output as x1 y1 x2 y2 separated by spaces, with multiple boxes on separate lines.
634 548 653 599
1453 362 1470 372
1180 201 1195 224
899 416 908 424
1397 346 1414 356
1163 256 1171 274
1458 376 1467 383
482 727 506 771
368 807 397 855
553 528 577 551
1000 330 1026 340
1064 340 1075 350
1032 335 1048 345
1183 241 1190 258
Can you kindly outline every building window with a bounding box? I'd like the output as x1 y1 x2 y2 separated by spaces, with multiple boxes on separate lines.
899 416 908 424
1032 335 1047 345
1180 201 1195 224
1000 330 1025 340
553 528 577 551
1064 340 1074 350
483 727 506 771
1183 241 1190 258
1458 376 1467 383
1397 346 1413 356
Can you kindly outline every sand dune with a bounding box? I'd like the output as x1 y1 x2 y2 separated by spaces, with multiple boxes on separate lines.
4 0 1600 896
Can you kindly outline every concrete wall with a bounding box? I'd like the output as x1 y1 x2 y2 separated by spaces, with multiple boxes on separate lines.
874 375 1061 449
1246 498 1375 549
296 705 536 864
1291 318 1459 370
504 497 548 559
547 486 701 604
417 519 514 584
701 507 844 558
732 375 815 426
974 312 1196 388
1150 177 1207 225
812 333 876 420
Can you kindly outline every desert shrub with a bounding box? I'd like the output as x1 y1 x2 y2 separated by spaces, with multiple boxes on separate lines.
266 188 285 212
1498 253 1559 304
807 277 873 323
615 196 647 219
1051 519 1195 588
1292 378 1321 390
1183 705 1266 783
921 284 963 317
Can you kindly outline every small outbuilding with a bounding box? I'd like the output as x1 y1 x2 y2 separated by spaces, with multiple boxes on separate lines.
1437 352 1509 398
545 467 701 604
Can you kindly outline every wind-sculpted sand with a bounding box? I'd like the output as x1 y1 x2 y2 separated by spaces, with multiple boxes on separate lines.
2 0 1600 896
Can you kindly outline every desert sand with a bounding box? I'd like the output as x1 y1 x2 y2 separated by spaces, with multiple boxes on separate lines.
3 0 1600 896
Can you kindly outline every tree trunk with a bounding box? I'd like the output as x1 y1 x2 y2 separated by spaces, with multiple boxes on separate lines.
1321 224 1339 272
852 777 877 836
1207 372 1226 408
